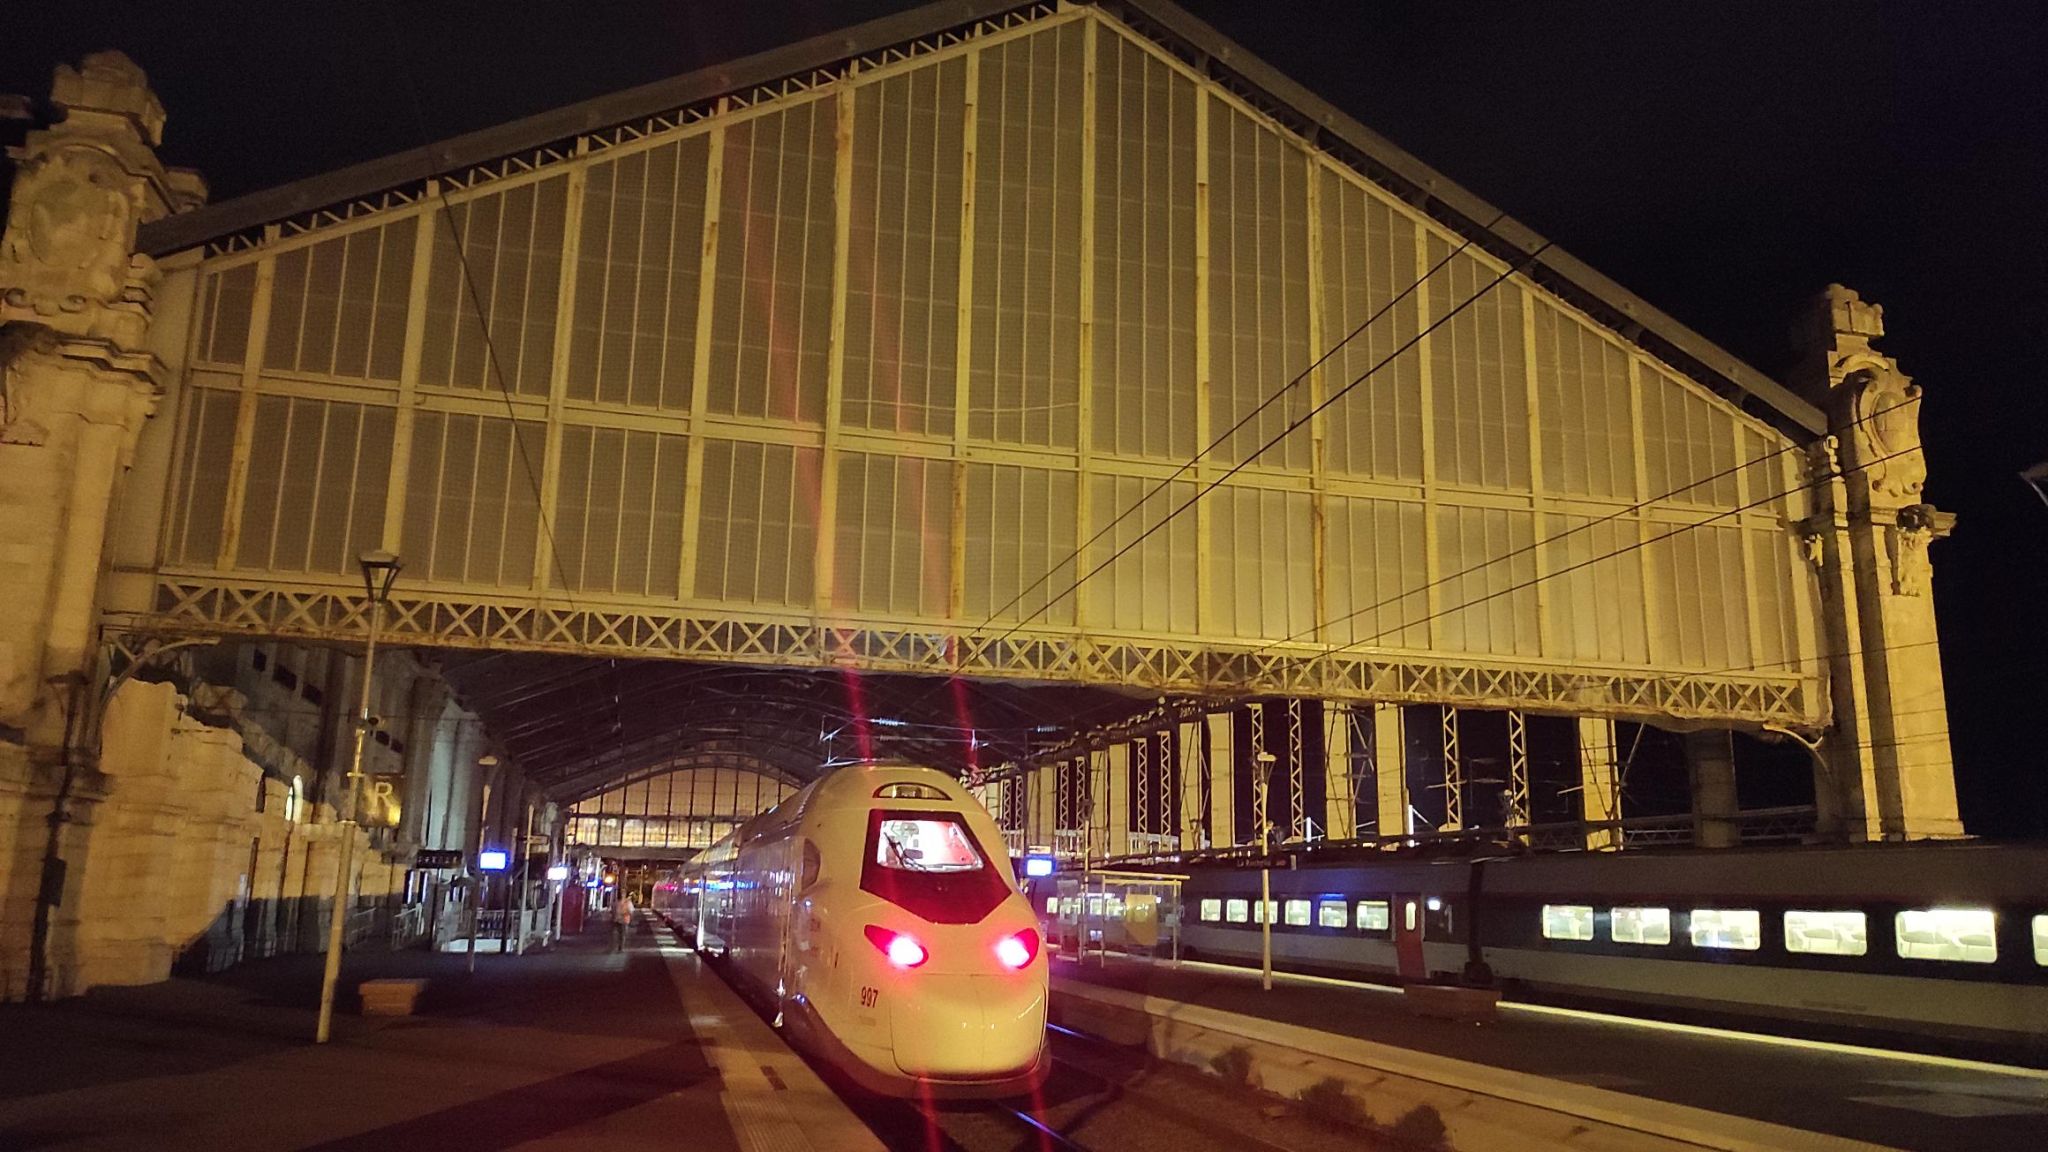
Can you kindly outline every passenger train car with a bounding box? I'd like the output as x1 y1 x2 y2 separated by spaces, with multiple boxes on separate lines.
657 763 1049 1097
1058 841 2048 1057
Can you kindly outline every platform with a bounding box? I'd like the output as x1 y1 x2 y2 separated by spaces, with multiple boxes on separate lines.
1054 954 2048 1152
0 918 881 1152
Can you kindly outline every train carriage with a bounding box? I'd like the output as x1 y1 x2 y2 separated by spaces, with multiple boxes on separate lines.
660 763 1049 1097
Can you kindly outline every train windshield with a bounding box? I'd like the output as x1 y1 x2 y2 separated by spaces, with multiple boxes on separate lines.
875 818 985 872
862 809 1009 924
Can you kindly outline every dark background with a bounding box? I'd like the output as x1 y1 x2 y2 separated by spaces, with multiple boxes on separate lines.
6 2 2041 836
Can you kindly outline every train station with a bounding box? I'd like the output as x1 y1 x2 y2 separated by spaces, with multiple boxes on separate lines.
1 2 2040 1150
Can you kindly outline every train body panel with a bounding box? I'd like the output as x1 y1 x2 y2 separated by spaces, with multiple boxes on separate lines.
661 763 1047 1097
1146 840 2048 1055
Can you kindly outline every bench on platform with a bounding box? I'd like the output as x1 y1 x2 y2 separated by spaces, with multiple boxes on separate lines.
358 978 427 1016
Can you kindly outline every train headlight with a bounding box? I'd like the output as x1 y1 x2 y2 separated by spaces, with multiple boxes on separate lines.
996 928 1040 970
864 924 928 968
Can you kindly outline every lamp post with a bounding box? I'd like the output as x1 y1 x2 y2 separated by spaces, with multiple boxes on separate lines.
1256 750 1276 991
315 550 401 1044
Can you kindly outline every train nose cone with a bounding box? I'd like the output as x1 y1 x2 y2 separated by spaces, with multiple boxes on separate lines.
889 974 1044 1078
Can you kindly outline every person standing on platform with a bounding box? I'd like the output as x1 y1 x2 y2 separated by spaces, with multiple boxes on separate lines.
609 891 635 953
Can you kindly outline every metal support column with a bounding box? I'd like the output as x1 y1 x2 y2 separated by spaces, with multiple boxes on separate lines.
1106 742 1131 859
1207 711 1235 848
1323 703 1355 841
1506 709 1530 830
1578 717 1622 850
1286 698 1305 840
1374 704 1407 841
1178 720 1205 851
1440 707 1463 832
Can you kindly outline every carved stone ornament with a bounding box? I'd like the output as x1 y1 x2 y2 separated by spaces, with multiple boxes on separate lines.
1846 361 1926 501
0 321 56 445
1 146 139 318
1886 503 1952 598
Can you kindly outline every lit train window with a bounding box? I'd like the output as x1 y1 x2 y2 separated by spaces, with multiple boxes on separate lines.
1251 900 1280 924
1689 909 1761 950
1784 910 1867 957
1895 908 1997 964
2035 915 2047 966
1200 898 1222 922
1284 900 1312 927
1045 897 1059 916
1226 899 1249 923
1356 901 1390 932
1542 904 1595 941
875 818 984 872
1609 907 1672 946
1318 901 1349 928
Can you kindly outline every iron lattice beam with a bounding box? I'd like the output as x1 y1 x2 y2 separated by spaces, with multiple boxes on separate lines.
127 579 1816 731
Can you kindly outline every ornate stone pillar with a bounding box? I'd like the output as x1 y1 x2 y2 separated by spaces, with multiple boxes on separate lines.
1 52 205 739
1794 286 1962 840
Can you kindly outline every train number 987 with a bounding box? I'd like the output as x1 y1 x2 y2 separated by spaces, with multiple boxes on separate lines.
858 986 880 1008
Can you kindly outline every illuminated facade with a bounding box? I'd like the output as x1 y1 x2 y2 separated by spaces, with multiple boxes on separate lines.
0 2 1964 998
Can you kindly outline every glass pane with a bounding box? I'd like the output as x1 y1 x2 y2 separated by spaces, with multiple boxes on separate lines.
1200 898 1222 922
875 818 985 872
2035 915 2047 967
1284 899 1311 927
1784 910 1868 957
1690 908 1762 951
1542 904 1595 941
1356 901 1390 932
1226 898 1249 923
1895 908 1997 964
1318 901 1350 929
1609 907 1672 946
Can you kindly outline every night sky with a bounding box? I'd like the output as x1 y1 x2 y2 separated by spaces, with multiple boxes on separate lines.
6 2 2042 837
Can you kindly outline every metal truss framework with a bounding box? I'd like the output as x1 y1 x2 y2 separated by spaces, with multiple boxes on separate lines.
130 576 1815 730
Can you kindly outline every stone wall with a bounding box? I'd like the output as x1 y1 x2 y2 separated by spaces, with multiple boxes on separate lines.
0 678 406 999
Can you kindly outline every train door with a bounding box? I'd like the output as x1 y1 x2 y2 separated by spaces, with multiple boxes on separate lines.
1393 893 1426 983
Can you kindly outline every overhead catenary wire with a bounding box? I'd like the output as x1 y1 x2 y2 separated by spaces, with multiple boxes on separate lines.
1248 389 1925 659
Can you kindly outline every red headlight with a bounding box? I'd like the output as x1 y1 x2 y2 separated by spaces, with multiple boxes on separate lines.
996 927 1040 970
864 924 928 968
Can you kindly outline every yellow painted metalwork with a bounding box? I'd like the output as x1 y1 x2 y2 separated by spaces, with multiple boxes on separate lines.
131 5 1821 727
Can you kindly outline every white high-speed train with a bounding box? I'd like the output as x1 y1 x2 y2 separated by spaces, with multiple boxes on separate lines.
658 763 1049 1097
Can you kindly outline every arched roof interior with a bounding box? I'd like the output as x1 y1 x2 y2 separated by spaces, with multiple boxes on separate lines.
440 652 1152 802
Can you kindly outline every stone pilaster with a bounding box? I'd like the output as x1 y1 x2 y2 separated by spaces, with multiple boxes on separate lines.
1684 729 1740 848
1 52 204 738
1794 286 1963 840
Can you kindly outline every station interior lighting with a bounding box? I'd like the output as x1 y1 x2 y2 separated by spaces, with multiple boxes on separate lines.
1023 855 1055 878
546 864 570 881
477 849 509 872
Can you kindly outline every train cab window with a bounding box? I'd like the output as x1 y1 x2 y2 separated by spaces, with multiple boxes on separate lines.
1284 899 1312 927
1689 909 1761 950
2034 915 2048 966
1200 898 1222 922
861 811 1008 924
1542 904 1595 941
1609 907 1672 946
1356 901 1391 934
1895 908 1997 964
1784 910 1867 957
1318 901 1349 929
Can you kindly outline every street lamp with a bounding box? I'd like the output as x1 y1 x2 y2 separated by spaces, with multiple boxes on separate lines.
315 550 401 1044
1255 750 1276 991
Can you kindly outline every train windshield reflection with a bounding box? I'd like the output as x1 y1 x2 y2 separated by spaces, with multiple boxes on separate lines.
876 817 985 873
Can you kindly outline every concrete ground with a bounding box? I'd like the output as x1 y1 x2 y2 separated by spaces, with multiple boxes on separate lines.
1060 954 2048 1152
0 919 740 1152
